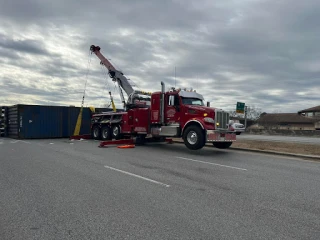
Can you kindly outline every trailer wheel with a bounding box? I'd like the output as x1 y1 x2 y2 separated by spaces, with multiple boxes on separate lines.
183 125 205 150
101 126 112 140
212 142 233 149
112 125 121 140
92 125 101 140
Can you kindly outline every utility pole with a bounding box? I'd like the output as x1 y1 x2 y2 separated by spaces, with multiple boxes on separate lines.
244 106 248 128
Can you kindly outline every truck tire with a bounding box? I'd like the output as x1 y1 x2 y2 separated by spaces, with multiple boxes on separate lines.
183 125 205 150
212 142 233 149
112 125 121 140
92 125 101 140
135 134 146 145
101 126 112 140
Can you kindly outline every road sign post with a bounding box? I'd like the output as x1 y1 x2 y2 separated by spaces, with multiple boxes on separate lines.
244 106 248 128
236 102 245 114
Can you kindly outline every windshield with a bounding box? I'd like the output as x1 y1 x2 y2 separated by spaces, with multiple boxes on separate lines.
181 97 204 106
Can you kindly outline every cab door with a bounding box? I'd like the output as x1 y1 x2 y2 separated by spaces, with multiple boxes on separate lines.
165 93 181 124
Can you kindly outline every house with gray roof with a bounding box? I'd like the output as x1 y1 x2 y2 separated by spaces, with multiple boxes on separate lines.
252 105 320 130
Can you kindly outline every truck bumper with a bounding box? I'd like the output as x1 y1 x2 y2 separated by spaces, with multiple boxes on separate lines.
206 130 236 142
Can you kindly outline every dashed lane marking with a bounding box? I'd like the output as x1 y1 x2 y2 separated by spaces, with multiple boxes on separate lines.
104 165 170 187
175 156 248 171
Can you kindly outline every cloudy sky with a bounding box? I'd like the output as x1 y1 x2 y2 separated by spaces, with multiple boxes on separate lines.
1 0 319 113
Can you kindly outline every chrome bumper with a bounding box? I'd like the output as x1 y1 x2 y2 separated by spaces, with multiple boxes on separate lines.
206 130 236 142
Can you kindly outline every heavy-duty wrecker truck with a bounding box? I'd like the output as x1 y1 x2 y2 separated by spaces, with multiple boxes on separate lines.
89 45 236 150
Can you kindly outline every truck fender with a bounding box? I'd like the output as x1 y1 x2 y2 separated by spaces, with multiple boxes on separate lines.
182 119 204 134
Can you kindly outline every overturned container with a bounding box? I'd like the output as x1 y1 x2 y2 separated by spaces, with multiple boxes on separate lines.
6 104 94 139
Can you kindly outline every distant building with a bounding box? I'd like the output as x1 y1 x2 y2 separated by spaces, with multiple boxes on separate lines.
255 113 317 130
251 105 320 130
298 105 320 130
298 105 320 118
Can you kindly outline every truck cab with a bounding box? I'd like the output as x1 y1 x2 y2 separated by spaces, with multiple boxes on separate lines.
149 83 236 150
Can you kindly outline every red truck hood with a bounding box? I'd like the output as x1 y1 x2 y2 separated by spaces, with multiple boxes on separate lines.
186 105 215 116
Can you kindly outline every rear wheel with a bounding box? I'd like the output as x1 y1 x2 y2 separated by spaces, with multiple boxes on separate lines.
212 142 233 149
135 134 146 145
183 125 205 150
92 125 101 140
112 125 122 140
101 126 112 140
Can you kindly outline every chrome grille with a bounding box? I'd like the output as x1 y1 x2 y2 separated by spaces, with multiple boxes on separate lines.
215 110 229 130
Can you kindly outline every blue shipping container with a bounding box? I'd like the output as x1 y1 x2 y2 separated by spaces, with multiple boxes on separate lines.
7 104 94 139
0 106 9 137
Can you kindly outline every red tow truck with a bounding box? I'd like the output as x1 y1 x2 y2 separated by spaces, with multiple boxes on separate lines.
89 45 236 150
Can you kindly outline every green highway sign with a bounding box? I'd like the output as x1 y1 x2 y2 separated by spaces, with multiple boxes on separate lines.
236 102 245 113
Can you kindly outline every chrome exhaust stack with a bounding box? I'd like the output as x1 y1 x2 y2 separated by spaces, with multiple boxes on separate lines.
160 81 165 125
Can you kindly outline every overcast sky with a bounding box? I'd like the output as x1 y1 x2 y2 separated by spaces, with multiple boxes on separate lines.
1 0 319 113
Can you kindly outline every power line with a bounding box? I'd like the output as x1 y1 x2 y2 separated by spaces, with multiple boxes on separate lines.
80 50 92 107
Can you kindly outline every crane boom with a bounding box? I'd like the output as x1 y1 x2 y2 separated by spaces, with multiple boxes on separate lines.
90 45 152 110
90 45 134 98
90 45 133 109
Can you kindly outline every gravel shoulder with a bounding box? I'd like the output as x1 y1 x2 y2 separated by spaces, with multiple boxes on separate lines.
172 138 320 158
231 140 320 156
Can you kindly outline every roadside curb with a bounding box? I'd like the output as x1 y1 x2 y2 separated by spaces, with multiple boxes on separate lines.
228 147 320 161
171 140 320 161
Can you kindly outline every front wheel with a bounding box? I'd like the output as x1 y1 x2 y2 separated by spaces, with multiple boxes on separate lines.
135 134 146 145
212 142 233 149
183 125 205 150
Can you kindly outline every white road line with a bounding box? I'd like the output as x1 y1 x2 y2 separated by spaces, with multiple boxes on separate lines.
175 157 248 171
104 165 170 187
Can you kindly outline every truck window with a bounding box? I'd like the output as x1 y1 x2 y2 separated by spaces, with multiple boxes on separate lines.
181 97 204 106
168 95 180 106
168 95 174 106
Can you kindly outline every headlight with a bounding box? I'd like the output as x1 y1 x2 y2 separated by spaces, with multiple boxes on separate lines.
204 117 214 123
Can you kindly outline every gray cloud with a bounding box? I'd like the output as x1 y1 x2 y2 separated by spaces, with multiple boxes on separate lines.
0 0 320 113
0 33 50 55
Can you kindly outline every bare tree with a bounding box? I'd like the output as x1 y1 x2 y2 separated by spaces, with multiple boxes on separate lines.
246 105 263 120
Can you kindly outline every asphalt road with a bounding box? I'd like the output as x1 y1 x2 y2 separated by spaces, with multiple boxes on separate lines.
1 137 320 240
238 133 320 144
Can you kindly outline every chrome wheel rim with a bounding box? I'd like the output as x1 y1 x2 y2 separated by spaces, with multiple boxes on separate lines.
94 128 99 137
187 131 197 145
102 129 109 138
113 127 118 136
